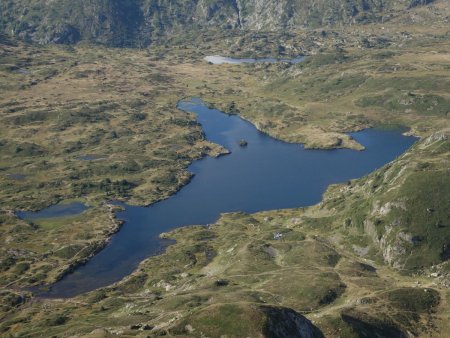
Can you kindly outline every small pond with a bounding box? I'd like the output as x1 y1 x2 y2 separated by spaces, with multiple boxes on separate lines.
204 55 306 64
17 202 88 221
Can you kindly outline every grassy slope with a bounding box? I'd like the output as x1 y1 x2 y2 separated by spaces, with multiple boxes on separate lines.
0 7 449 336
0 44 229 289
1 134 448 336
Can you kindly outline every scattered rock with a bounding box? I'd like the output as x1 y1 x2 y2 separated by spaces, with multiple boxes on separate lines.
273 232 283 240
142 324 153 330
214 279 229 287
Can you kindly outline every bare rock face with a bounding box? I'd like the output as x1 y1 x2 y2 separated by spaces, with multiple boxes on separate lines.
49 24 81 44
0 0 438 46
262 306 324 338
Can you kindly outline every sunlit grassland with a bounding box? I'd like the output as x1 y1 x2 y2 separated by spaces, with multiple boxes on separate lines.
0 21 449 336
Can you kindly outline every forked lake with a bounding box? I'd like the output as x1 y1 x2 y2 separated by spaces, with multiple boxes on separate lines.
24 98 417 298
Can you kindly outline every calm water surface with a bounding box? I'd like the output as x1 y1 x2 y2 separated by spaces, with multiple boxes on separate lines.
37 98 416 297
204 55 306 64
18 202 88 220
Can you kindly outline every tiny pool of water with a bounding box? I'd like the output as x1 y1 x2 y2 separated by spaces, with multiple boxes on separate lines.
6 174 26 181
76 154 107 161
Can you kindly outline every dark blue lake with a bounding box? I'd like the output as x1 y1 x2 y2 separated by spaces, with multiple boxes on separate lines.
38 98 416 298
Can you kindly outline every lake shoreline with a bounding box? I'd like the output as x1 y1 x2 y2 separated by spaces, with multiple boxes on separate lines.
28 98 416 298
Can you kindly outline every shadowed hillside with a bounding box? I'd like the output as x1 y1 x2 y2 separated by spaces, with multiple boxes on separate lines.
0 0 441 46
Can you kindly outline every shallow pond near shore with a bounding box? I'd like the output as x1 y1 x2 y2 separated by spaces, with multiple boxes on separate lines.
17 202 88 221
35 98 417 298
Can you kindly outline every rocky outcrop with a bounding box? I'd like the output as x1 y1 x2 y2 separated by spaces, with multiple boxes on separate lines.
0 0 439 46
262 306 324 338
172 303 324 337
350 131 450 270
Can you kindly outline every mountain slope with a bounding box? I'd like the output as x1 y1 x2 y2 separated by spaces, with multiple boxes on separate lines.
322 131 450 272
0 0 439 46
